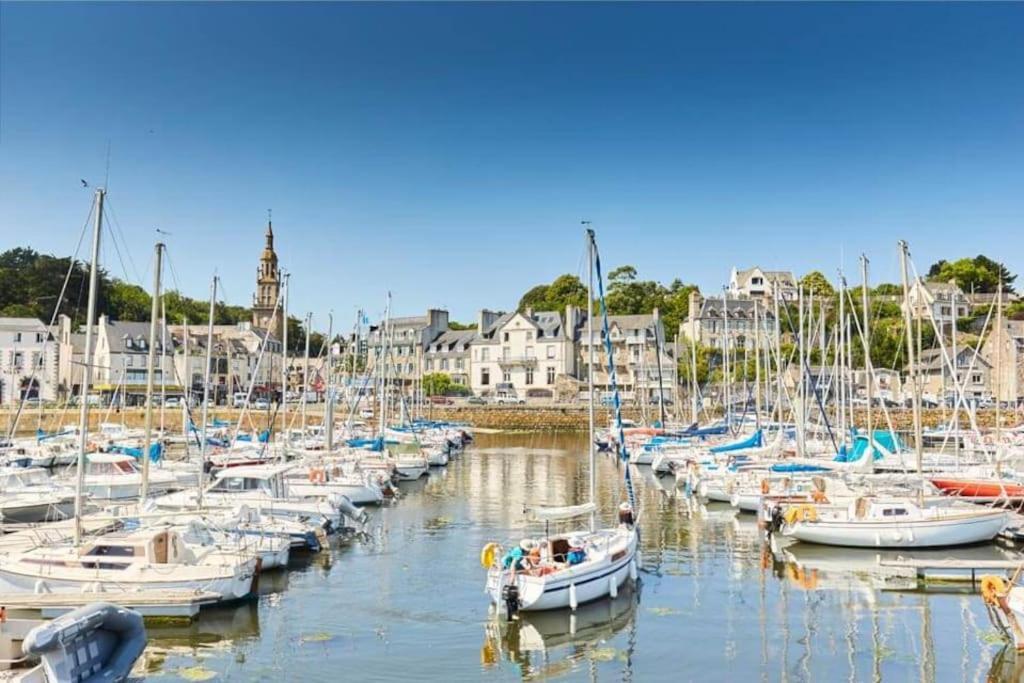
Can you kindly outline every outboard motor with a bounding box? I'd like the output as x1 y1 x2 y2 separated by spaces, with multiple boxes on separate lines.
501 584 520 620
331 493 369 528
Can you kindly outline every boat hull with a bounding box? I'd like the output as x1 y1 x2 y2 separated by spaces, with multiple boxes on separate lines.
785 511 1007 548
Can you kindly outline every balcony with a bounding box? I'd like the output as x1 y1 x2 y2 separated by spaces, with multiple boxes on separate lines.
497 355 538 367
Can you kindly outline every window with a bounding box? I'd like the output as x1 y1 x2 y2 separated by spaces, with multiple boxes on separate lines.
503 347 510 360
425 359 433 370
546 345 555 359
481 348 489 362
504 332 510 342
547 366 555 384
13 352 23 368
972 373 982 384
481 369 490 386
503 370 511 383
35 333 44 343
126 356 134 368
525 368 534 385
441 359 449 370
456 358 464 370
526 331 533 341
526 346 534 358
14 332 22 343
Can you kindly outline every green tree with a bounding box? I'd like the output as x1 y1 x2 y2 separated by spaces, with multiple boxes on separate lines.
422 372 453 396
799 271 835 297
927 255 1016 294
447 321 475 331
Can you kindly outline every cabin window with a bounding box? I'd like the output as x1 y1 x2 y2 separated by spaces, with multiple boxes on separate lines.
882 508 908 517
85 545 137 557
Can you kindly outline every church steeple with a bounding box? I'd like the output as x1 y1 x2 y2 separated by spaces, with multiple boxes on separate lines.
252 213 284 341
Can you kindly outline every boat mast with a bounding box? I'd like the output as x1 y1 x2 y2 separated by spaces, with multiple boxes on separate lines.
796 285 805 458
280 272 289 453
585 224 596 533
140 241 163 502
378 293 392 437
995 273 1003 473
950 287 959 470
722 286 730 427
74 188 104 546
302 312 311 437
182 317 189 450
690 317 699 424
325 313 335 451
772 281 783 426
753 301 762 431
898 240 924 504
860 254 873 462
837 272 845 443
197 275 218 509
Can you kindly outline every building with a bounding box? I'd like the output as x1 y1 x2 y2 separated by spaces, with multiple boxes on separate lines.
469 307 582 399
0 317 59 405
251 219 285 342
580 311 677 403
982 320 1024 405
366 309 449 388
423 329 475 387
168 322 282 404
850 368 904 404
680 292 776 350
57 314 176 405
915 347 991 403
729 267 797 302
903 279 969 336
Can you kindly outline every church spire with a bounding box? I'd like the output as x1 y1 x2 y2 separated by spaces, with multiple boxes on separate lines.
265 209 274 248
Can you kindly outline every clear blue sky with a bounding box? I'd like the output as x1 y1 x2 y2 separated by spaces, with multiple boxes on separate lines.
2 2 1022 329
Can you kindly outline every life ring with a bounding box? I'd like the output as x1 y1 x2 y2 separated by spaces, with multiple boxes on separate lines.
480 542 501 569
981 575 1009 606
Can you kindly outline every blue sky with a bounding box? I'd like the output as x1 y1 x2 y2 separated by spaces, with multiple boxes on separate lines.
1 2 1022 329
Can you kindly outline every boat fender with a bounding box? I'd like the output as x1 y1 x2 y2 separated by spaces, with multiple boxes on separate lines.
982 576 1010 606
760 478 770 494
480 542 501 569
569 583 578 611
610 576 618 599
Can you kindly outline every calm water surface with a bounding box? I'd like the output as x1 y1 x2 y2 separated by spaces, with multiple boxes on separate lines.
141 432 1022 682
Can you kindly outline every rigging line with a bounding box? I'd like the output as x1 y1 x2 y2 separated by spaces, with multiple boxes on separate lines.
101 211 134 284
103 199 143 284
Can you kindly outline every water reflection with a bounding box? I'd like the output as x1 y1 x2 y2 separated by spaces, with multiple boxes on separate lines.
482 584 640 681
137 431 1024 681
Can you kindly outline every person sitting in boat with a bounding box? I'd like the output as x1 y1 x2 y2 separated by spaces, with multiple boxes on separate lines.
566 537 586 566
502 540 533 572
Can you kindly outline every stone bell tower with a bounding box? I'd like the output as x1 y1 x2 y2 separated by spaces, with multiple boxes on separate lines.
252 218 284 341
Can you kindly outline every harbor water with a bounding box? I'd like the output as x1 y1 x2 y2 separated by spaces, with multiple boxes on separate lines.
141 432 1021 681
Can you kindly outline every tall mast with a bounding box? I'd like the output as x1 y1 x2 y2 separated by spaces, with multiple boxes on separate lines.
326 313 335 451
74 188 104 546
951 287 959 469
140 241 163 502
860 254 873 459
898 241 924 502
280 272 289 452
995 273 1003 471
796 285 806 458
197 276 218 509
754 301 762 430
772 282 783 425
722 287 730 426
182 317 189 448
160 297 167 434
302 312 311 436
690 316 699 424
378 293 391 436
585 225 596 533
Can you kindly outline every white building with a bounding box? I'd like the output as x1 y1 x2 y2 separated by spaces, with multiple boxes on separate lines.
729 267 797 301
366 309 449 389
680 292 775 350
469 307 582 400
0 317 59 405
580 311 677 403
169 322 282 403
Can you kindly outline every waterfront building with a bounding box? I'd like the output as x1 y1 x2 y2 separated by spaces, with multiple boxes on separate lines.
57 314 175 405
579 311 676 403
423 329 475 387
728 266 797 302
680 292 775 350
469 307 582 400
168 322 282 403
914 347 991 403
366 308 449 389
0 317 59 405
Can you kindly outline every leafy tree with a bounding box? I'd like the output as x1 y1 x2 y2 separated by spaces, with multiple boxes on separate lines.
873 283 902 296
422 372 453 396
927 256 1016 294
447 321 475 331
516 274 587 313
107 281 151 321
799 271 835 297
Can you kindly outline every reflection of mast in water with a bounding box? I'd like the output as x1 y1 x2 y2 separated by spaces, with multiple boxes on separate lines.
871 596 881 683
780 569 791 683
921 593 935 683
844 589 858 683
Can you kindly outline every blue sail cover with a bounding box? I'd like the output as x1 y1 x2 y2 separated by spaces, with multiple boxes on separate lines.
709 429 763 453
833 431 903 462
110 442 163 462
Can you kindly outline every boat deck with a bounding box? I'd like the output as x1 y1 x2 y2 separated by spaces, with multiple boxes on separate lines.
0 589 222 620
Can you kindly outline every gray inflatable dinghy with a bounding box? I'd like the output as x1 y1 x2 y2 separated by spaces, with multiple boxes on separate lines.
21 602 147 682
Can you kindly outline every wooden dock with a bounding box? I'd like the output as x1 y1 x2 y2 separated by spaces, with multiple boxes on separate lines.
0 589 223 619
878 556 1024 586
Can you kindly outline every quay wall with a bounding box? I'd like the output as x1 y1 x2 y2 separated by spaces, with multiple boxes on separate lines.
3 406 1018 436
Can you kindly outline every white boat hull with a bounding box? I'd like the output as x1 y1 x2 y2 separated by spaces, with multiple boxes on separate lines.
785 511 1007 548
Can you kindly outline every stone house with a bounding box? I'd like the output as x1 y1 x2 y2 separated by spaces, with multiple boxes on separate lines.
982 320 1024 405
680 292 775 351
728 267 797 302
0 317 59 404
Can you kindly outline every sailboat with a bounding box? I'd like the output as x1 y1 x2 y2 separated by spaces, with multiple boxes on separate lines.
482 227 639 618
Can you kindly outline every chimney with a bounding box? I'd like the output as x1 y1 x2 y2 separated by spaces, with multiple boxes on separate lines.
565 304 576 339
688 291 702 322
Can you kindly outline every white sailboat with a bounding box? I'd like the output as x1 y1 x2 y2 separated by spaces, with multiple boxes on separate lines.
482 227 639 617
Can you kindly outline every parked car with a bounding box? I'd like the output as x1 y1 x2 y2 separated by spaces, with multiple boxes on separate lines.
232 392 248 408
465 396 487 405
496 396 525 405
429 396 454 405
164 396 182 408
253 398 270 410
